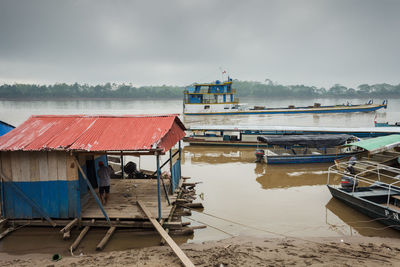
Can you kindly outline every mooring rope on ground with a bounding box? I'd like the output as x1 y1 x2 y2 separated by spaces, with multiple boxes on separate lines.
184 207 400 262
184 216 235 237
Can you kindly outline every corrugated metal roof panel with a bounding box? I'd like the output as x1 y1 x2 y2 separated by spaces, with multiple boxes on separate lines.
345 134 400 154
0 115 186 153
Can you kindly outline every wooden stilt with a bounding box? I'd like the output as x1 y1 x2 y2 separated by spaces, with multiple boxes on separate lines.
70 225 91 252
63 231 71 240
183 203 204 209
137 200 195 267
96 226 117 251
0 227 15 240
0 219 8 228
60 218 79 233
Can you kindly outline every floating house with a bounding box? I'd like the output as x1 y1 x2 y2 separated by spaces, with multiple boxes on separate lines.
0 114 201 252
0 120 15 136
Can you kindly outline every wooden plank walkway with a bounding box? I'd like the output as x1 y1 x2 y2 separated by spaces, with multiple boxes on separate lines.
137 200 195 267
81 179 177 220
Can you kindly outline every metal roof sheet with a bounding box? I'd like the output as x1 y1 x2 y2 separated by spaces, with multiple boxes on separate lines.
0 115 186 153
345 134 400 154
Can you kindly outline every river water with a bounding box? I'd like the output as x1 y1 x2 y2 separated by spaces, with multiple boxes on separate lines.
1 97 400 255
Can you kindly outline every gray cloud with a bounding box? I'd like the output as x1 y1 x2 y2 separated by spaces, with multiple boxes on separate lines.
0 0 399 88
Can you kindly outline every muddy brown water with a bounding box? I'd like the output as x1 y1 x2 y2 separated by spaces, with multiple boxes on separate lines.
1 98 400 255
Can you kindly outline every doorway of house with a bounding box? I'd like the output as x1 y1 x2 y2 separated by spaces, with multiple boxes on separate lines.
86 159 98 189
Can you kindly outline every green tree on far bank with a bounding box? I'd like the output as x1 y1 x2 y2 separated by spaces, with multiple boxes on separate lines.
0 80 399 99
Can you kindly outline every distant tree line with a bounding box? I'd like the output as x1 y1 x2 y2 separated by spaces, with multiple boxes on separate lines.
0 80 399 99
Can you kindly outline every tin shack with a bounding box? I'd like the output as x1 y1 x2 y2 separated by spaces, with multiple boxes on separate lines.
0 114 199 250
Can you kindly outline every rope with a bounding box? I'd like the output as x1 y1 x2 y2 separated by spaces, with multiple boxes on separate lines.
185 207 400 261
184 216 235 237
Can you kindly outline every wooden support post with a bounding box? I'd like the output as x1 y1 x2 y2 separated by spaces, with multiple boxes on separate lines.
0 227 15 240
169 149 174 195
178 140 182 179
151 152 171 205
156 153 162 221
70 225 91 252
73 158 111 224
96 226 117 251
120 153 124 178
137 200 195 267
151 150 179 177
60 218 79 233
0 175 5 218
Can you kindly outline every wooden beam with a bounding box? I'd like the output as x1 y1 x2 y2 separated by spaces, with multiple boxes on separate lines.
183 203 204 209
161 185 184 245
96 226 117 251
0 219 8 228
60 218 79 233
77 151 160 156
70 225 90 252
0 227 15 240
63 231 71 240
8 219 183 229
137 200 195 267
73 158 111 224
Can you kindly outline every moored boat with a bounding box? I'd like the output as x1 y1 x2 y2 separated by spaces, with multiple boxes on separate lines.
183 79 388 116
375 121 400 127
184 125 400 147
255 134 359 164
327 160 400 231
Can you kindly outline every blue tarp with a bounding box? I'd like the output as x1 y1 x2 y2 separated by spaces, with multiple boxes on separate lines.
0 120 15 136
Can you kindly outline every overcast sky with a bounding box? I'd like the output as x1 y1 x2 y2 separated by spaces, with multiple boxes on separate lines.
0 0 399 88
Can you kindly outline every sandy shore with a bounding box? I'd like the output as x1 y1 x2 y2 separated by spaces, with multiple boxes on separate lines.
1 236 400 266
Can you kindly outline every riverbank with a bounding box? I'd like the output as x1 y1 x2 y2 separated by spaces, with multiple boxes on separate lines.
1 235 400 266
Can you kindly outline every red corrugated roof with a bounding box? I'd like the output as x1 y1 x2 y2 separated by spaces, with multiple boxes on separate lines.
0 115 186 153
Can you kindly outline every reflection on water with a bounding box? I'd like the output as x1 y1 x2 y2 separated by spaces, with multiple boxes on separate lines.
325 198 400 238
183 144 400 242
255 163 330 189
183 145 255 164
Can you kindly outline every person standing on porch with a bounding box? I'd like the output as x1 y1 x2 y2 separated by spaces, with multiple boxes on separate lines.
97 161 113 205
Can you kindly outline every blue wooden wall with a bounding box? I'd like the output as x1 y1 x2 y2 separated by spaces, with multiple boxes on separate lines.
2 180 80 219
171 159 181 192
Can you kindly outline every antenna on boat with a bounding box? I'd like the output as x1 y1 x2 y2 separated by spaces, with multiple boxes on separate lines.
219 67 227 82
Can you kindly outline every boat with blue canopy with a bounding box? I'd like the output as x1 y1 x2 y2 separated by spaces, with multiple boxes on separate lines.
255 134 359 164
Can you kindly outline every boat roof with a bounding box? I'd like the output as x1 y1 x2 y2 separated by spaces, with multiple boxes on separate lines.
187 125 400 134
193 80 232 87
257 134 354 148
345 134 400 154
